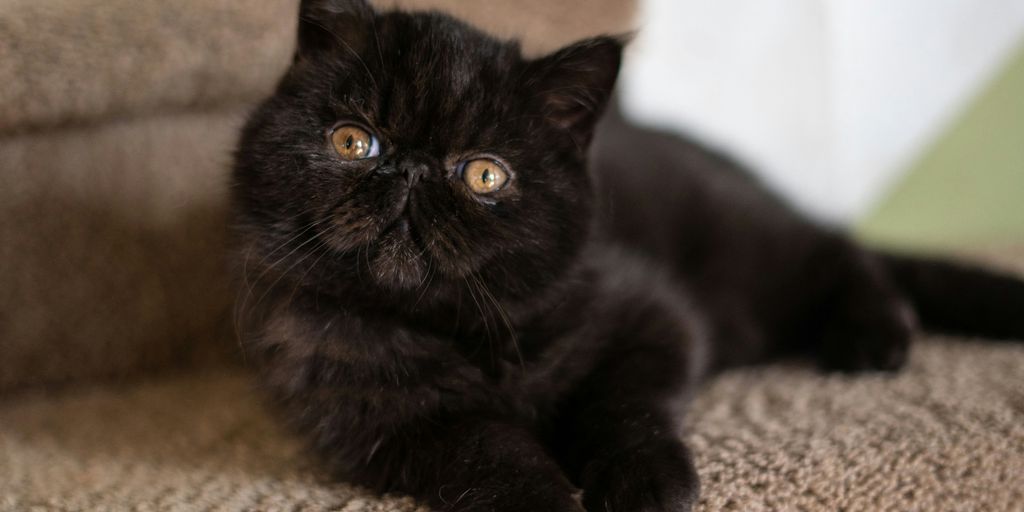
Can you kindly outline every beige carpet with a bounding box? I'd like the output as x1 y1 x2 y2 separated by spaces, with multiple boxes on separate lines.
3 337 1021 512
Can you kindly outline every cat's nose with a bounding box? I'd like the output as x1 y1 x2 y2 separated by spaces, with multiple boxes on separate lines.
399 158 429 187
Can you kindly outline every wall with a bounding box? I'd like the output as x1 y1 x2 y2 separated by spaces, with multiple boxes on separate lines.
620 0 1024 227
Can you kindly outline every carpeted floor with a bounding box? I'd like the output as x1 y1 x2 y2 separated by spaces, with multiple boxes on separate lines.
3 337 1021 512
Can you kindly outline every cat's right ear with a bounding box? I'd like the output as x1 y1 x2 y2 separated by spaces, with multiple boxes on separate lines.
523 36 625 148
296 0 375 57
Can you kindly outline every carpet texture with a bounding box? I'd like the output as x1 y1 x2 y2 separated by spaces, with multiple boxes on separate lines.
2 338 1021 512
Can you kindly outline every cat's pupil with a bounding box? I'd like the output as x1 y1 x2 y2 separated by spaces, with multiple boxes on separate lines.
332 126 374 160
345 135 367 156
482 169 493 184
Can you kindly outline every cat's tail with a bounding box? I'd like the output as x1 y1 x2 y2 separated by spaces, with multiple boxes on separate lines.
877 251 1024 340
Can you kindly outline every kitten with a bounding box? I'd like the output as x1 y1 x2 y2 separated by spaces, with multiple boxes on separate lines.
230 1 1024 510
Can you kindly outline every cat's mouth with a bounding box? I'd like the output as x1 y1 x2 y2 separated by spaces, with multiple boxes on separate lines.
380 188 429 251
367 212 431 289
323 178 422 253
381 214 424 251
324 180 482 289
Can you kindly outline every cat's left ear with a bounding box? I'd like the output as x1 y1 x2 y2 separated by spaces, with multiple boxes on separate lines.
524 36 625 147
296 0 376 57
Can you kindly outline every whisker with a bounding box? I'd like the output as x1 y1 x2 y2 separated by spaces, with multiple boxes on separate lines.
235 218 330 335
473 273 524 369
255 217 329 278
299 15 379 93
234 214 323 350
463 276 495 366
284 239 333 312
412 258 436 310
248 232 328 316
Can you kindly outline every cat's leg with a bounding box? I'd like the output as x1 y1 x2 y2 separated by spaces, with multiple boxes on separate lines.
287 391 586 511
805 237 917 372
353 419 586 512
551 282 707 512
251 307 586 512
277 384 586 512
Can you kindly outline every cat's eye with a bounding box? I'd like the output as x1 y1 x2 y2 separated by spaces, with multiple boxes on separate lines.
331 124 380 160
460 159 509 195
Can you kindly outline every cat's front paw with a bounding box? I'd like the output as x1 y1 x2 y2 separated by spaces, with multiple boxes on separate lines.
580 439 700 512
818 298 915 373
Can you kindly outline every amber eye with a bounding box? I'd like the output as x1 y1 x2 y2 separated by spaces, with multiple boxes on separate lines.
330 124 380 160
461 159 509 195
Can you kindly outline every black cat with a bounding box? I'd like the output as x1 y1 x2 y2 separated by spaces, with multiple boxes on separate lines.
230 1 1024 510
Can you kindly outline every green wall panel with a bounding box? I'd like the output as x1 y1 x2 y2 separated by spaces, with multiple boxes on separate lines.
858 42 1024 249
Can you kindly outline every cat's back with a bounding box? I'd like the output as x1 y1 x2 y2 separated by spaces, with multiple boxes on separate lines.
589 107 818 278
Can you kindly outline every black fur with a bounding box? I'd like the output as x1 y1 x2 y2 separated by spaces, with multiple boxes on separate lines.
230 1 1024 510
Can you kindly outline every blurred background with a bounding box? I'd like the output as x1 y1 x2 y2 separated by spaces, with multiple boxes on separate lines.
621 0 1024 248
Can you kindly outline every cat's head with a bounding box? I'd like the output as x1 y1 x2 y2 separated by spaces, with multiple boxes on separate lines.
233 0 621 303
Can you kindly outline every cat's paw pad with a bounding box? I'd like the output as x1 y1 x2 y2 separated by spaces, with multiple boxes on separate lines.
819 300 915 373
581 439 700 512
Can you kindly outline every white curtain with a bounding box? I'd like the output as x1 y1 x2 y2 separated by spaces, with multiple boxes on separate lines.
620 0 1024 223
